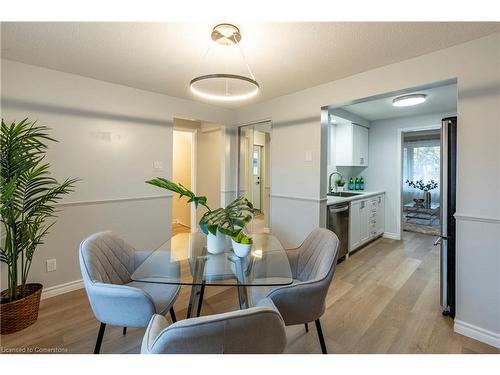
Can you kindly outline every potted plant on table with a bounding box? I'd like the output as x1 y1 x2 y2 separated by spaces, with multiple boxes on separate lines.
231 230 253 258
405 179 438 208
145 178 254 254
1 119 78 334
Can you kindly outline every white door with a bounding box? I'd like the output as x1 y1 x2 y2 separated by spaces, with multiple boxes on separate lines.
252 145 262 210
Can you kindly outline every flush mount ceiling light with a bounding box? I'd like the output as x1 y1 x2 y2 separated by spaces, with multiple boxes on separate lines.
392 94 427 107
189 23 259 102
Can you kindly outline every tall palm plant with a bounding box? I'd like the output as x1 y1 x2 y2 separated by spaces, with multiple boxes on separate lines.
1 119 78 301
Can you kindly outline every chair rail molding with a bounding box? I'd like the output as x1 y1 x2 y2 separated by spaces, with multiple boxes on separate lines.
454 213 500 224
271 194 328 203
54 194 172 207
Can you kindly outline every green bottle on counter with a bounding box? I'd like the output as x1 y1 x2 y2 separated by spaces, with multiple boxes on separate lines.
354 177 360 190
348 178 355 190
359 177 365 190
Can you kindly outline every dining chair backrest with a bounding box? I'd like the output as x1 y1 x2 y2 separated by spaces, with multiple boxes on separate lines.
80 231 135 286
296 228 339 283
141 298 286 354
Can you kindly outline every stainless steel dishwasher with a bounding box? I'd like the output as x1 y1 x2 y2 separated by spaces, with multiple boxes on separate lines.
327 203 349 259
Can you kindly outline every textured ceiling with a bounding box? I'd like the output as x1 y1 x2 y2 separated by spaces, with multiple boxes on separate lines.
340 84 457 121
1 22 499 108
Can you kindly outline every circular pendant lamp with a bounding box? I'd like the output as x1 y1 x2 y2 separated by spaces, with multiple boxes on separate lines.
189 24 259 102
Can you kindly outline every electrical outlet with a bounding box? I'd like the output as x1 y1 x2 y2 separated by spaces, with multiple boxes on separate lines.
46 259 57 272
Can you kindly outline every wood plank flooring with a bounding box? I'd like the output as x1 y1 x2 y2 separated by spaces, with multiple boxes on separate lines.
1 230 498 354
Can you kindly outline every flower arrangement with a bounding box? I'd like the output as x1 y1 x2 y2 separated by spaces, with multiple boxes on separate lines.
405 179 438 192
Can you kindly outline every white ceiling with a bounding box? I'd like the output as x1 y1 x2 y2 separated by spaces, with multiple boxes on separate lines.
339 83 457 121
1 22 498 108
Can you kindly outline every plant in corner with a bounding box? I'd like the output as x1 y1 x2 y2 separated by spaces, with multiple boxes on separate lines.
145 178 254 254
1 119 78 334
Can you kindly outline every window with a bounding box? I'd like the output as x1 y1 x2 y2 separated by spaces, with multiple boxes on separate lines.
403 136 440 204
253 150 258 176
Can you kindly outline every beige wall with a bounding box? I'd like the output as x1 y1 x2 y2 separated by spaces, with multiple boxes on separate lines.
172 130 192 227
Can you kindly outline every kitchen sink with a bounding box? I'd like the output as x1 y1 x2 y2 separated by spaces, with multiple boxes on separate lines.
327 192 363 197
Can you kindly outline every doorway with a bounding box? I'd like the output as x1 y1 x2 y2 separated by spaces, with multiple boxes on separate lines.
401 128 441 236
172 118 224 235
238 121 271 234
323 79 458 319
172 129 194 234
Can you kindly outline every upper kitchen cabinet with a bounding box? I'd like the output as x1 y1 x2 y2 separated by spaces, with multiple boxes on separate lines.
335 122 369 167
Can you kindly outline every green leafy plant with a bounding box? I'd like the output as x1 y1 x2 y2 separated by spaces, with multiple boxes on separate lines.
1 119 79 301
405 179 438 192
335 179 346 187
145 178 254 237
232 230 253 245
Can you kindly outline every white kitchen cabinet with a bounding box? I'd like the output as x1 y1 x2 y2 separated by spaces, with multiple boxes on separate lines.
359 200 369 243
376 195 385 235
349 193 385 253
335 122 369 167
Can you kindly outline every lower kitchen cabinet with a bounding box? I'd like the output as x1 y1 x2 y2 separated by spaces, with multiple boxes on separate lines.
349 193 385 253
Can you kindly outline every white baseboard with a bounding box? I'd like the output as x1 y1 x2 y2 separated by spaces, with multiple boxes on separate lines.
41 279 84 300
383 232 401 240
454 319 500 349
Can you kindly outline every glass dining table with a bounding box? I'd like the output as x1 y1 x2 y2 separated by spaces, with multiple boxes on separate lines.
131 232 293 318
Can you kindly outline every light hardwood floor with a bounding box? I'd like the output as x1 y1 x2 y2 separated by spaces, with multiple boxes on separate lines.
1 230 498 354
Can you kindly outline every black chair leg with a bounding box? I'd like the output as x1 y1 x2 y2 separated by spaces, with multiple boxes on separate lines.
122 327 127 335
315 319 327 354
94 323 106 354
196 283 205 317
170 307 177 323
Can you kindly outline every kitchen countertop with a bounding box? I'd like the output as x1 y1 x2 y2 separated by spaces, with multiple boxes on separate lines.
326 190 385 206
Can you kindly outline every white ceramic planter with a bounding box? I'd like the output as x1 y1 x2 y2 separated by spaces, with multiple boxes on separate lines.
231 239 252 258
207 230 226 254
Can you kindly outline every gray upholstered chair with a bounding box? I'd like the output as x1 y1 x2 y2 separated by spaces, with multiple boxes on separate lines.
141 298 286 354
79 231 180 354
249 228 339 354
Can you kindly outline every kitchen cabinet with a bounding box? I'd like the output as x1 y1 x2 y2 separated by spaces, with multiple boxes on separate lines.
335 122 369 167
349 200 361 250
349 193 384 252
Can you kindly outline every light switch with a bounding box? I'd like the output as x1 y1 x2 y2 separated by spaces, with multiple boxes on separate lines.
153 161 164 170
46 259 57 272
305 151 313 162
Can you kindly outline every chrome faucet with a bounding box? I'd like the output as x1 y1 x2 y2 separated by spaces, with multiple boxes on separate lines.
329 172 343 193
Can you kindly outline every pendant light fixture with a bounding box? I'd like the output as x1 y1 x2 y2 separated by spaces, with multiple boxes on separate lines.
189 23 259 102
